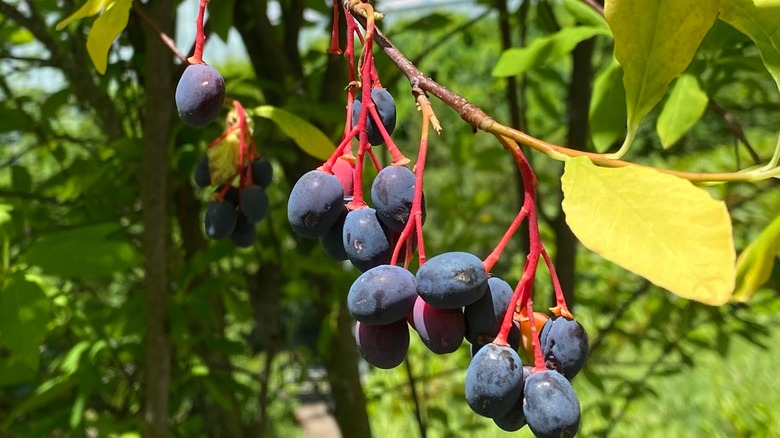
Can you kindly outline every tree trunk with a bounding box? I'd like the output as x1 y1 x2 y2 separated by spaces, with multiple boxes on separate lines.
141 1 175 436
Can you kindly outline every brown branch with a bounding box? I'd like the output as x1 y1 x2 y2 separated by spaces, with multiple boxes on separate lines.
132 1 188 63
344 7 766 183
708 99 761 165
582 0 604 15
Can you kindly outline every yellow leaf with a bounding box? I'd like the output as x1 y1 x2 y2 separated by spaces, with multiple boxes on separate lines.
732 214 780 302
206 131 240 185
86 0 132 74
561 156 735 305
604 0 718 130
56 0 113 30
251 106 334 161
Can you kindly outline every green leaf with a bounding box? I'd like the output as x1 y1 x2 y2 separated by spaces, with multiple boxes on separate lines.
656 73 709 148
86 0 132 74
0 102 34 134
561 156 735 305
1 376 75 429
24 222 141 279
719 0 780 92
562 0 610 30
0 273 50 386
589 60 626 152
605 0 719 144
251 105 334 160
732 214 780 302
11 166 32 192
56 0 112 30
719 1 780 166
398 12 454 32
0 204 12 227
492 26 610 78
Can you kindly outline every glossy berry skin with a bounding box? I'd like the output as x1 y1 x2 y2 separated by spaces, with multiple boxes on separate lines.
523 370 580 438
342 208 392 272
355 319 409 369
540 317 589 380
347 265 417 325
411 296 465 354
493 366 531 431
331 157 355 197
465 276 514 345
251 159 273 189
239 185 269 223
288 170 344 238
175 64 226 128
371 165 420 232
204 200 237 240
320 208 348 261
465 343 524 418
416 252 488 309
352 88 397 145
230 213 256 248
194 154 211 188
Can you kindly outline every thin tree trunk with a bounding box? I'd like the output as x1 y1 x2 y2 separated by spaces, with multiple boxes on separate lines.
555 38 596 306
324 296 373 438
141 1 175 436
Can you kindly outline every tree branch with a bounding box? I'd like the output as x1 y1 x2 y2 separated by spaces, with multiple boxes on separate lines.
345 7 768 183
708 99 761 165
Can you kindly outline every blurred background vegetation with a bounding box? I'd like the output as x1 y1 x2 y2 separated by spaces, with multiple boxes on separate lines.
0 0 779 437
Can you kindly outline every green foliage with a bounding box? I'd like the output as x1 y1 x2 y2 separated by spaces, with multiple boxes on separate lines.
589 59 626 152
2 0 780 437
656 73 709 149
605 0 719 156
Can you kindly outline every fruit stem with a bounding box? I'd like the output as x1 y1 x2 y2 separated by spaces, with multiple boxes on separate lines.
327 0 343 55
320 126 360 173
389 116 428 266
540 246 572 319
367 103 409 165
525 299 547 371
483 206 529 273
495 136 542 347
189 0 209 64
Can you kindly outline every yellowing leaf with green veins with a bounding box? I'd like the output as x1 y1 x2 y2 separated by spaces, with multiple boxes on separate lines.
605 0 718 145
732 214 780 302
657 73 709 149
252 105 334 160
207 131 240 185
561 156 735 305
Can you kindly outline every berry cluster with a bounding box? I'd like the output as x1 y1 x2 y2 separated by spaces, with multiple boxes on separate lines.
284 2 594 436
174 1 270 247
195 152 272 247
